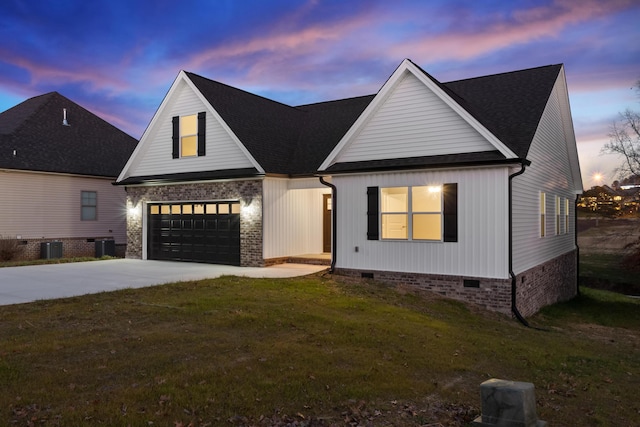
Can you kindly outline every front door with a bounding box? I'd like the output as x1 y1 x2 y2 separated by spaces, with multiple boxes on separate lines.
323 194 332 253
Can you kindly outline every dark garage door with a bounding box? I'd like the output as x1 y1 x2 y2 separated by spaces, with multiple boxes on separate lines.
148 202 240 265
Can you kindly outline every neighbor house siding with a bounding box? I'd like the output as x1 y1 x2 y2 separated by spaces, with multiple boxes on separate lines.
333 71 496 164
123 79 254 179
263 177 329 259
333 167 510 279
0 170 127 243
512 76 577 275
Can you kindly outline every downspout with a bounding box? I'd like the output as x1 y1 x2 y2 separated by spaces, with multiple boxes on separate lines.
509 161 531 327
319 176 337 273
575 194 580 297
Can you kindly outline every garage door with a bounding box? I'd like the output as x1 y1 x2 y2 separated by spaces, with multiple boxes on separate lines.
147 202 240 265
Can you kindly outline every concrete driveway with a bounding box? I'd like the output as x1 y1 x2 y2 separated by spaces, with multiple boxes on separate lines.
0 259 327 306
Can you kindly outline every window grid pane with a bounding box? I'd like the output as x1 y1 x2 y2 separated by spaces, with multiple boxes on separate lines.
381 213 408 239
381 187 408 213
81 191 97 221
412 213 442 240
412 186 441 212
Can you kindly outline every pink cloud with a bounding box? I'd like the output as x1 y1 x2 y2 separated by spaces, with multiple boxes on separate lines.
391 0 634 63
0 47 132 96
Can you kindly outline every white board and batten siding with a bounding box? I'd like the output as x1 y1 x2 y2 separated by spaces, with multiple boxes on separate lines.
121 78 254 180
0 170 127 243
262 177 330 259
334 167 511 279
333 71 497 164
512 72 580 275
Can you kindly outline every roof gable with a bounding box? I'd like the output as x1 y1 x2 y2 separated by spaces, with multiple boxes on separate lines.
0 92 138 177
117 73 261 183
319 59 523 172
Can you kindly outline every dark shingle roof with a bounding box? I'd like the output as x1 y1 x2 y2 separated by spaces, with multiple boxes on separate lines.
442 64 562 158
185 72 374 176
180 63 561 177
0 92 138 177
185 72 304 175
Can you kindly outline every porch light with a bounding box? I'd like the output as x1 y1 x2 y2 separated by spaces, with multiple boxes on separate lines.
128 203 141 218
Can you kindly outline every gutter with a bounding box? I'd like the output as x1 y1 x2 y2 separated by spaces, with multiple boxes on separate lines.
319 176 337 273
508 160 531 327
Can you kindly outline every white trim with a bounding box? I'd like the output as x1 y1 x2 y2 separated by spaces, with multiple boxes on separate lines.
1 168 117 180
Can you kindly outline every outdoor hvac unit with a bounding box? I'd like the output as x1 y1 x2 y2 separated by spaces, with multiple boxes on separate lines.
40 241 63 259
95 239 116 257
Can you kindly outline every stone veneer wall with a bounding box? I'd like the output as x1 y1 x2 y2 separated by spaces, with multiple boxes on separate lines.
125 179 263 267
334 249 578 317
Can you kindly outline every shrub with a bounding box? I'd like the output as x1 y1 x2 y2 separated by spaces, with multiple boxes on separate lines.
0 236 24 261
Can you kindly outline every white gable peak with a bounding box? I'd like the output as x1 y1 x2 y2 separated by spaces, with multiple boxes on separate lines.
319 59 517 171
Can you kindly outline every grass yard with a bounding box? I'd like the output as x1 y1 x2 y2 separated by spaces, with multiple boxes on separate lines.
1 273 639 426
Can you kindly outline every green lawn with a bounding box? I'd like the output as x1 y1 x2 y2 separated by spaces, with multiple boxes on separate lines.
1 273 639 426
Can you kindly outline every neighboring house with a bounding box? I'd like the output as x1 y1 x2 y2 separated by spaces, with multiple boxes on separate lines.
116 59 582 317
0 92 138 259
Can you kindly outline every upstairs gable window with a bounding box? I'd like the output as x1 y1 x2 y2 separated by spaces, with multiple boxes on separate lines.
180 114 198 157
172 112 206 159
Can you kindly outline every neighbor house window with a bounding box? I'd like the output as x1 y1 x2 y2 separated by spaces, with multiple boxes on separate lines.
555 195 561 235
565 198 570 234
172 112 206 159
540 192 546 237
380 185 443 241
81 191 97 221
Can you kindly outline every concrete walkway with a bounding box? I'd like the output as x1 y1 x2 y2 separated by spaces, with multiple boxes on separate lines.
0 259 327 306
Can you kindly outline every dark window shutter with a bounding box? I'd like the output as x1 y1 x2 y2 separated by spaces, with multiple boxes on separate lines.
197 111 206 156
367 186 379 240
443 183 458 242
172 116 180 159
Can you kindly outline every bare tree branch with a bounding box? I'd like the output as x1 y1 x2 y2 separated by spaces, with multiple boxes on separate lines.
602 83 640 178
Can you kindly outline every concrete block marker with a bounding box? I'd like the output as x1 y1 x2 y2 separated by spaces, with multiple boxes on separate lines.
473 379 546 427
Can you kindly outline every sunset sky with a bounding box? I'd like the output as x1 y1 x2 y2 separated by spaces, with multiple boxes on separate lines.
1 0 638 187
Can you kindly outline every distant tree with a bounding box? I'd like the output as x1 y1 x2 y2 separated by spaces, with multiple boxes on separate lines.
603 80 640 178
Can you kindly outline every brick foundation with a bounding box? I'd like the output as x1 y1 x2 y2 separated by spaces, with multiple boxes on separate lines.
514 249 577 317
335 268 513 314
125 179 264 267
334 250 578 317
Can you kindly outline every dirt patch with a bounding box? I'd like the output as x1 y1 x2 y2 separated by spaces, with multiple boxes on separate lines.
578 218 640 254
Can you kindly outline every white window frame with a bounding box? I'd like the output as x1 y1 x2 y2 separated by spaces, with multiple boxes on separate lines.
540 192 546 238
555 195 561 235
380 185 443 241
565 198 570 235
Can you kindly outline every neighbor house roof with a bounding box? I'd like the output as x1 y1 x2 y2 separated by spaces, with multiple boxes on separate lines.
0 92 138 177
